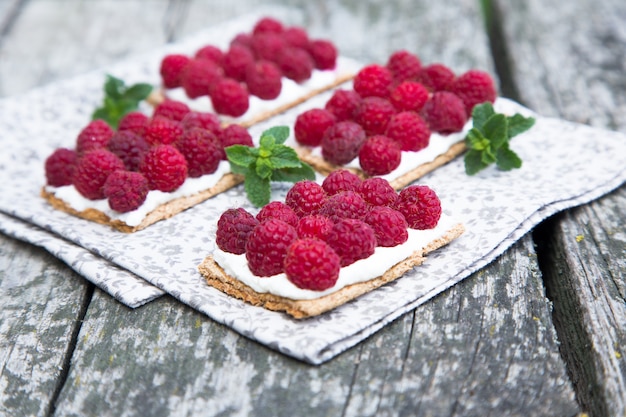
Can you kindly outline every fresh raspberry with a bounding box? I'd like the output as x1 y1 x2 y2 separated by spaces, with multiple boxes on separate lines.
386 50 422 83
421 91 468 134
296 215 334 241
357 177 398 207
245 60 283 100
327 218 376 266
451 69 497 114
45 148 77 187
283 26 309 48
118 111 149 136
219 124 254 157
256 201 299 227
321 121 366 166
252 17 284 35
324 89 361 121
181 58 223 98
143 116 184 145
175 128 222 177
364 206 409 247
276 47 314 83
294 108 336 147
358 135 402 176
140 144 188 192
245 219 297 276
210 78 250 117
416 63 456 92
319 190 369 222
72 149 125 200
394 185 442 229
250 32 286 62
76 119 114 154
215 208 259 254
353 64 393 98
321 169 362 195
103 170 149 213
180 111 221 135
230 33 252 49
284 238 341 291
385 111 430 152
160 54 191 89
307 39 338 70
153 100 191 122
388 81 429 113
194 44 224 65
285 180 327 217
354 96 396 136
222 44 255 82
107 130 150 171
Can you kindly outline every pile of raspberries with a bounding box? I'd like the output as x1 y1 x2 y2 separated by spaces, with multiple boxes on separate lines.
216 169 442 291
294 49 497 176
44 100 254 213
159 16 338 117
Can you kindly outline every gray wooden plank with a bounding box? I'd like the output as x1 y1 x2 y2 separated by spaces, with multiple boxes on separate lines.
494 0 626 415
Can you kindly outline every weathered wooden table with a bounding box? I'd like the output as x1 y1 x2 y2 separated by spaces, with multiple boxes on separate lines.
1 1 624 416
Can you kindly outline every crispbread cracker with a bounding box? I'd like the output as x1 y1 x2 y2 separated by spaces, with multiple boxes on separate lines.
41 172 243 233
198 222 465 318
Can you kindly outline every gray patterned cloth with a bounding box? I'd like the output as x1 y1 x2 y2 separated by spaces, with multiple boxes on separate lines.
1 14 625 364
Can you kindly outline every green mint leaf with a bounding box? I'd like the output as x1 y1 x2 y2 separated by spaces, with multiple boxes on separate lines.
481 113 508 149
471 102 496 131
225 145 258 168
268 145 303 169
228 162 251 176
244 172 271 207
271 164 316 182
507 114 536 138
123 83 153 101
464 149 490 175
496 145 522 171
263 126 290 144
259 133 276 150
104 75 125 99
255 158 273 179
481 147 497 165
465 128 489 151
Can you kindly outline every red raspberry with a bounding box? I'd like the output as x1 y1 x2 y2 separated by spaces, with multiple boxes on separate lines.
284 238 341 291
296 215 334 241
357 177 398 206
421 91 468 134
181 58 223 98
194 44 224 65
103 170 149 213
385 111 430 152
394 185 442 229
107 130 150 171
210 78 250 117
252 17 284 35
283 26 309 48
364 206 408 247
76 119 114 154
294 108 336 147
386 50 422 83
175 128 222 177
285 180 327 217
143 117 184 145
319 190 369 222
230 33 252 49
327 218 376 266
321 169 362 195
245 219 297 276
180 111 221 136
45 148 77 187
451 69 497 114
250 32 286 62
219 124 254 157
307 39 338 70
276 47 314 83
160 54 191 89
353 64 393 98
416 63 456 92
118 111 149 136
389 81 429 113
153 100 191 122
72 149 125 200
222 44 255 82
140 144 188 192
245 60 282 100
256 201 299 227
325 89 361 121
354 96 396 136
215 208 259 255
321 121 366 166
358 135 402 176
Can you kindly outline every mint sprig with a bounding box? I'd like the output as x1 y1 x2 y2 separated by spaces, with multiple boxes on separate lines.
464 102 535 175
91 74 153 129
226 126 316 207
